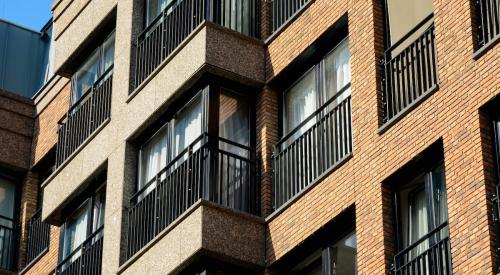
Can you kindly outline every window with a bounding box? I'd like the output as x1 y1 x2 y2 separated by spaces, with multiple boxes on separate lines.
289 232 357 275
384 0 434 53
283 38 351 143
145 0 174 27
71 32 115 104
137 89 252 198
494 116 500 183
138 94 203 197
60 186 105 268
392 163 451 274
396 165 448 256
0 178 15 228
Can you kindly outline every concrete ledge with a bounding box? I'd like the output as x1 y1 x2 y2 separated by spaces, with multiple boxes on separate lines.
118 200 264 274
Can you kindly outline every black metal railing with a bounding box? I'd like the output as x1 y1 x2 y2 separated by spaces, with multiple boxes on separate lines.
55 68 113 167
0 215 16 271
25 209 50 265
475 0 500 49
135 0 259 87
381 14 438 123
126 133 259 258
269 0 312 34
392 222 451 275
272 85 352 210
56 227 104 275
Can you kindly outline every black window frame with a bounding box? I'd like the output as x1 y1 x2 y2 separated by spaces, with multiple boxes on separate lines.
280 36 350 142
58 183 106 266
133 77 256 200
70 30 116 106
393 162 448 253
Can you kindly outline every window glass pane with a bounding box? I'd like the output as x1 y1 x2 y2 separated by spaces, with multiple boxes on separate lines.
386 0 433 53
63 204 89 259
73 50 99 103
285 69 317 138
139 126 169 195
220 0 251 35
102 33 115 73
332 232 358 275
146 0 173 26
172 95 202 159
324 39 351 100
0 178 15 228
399 175 429 255
219 90 249 155
92 187 106 232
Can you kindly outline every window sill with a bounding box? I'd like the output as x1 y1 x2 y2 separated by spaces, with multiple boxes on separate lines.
473 34 500 60
377 84 439 135
265 153 353 223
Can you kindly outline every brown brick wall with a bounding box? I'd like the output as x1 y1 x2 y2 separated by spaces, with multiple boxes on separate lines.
0 90 35 170
31 81 71 166
262 2 498 275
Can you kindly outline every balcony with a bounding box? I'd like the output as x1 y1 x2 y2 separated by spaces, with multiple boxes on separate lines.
272 84 352 210
391 222 451 275
126 133 259 259
474 0 500 53
55 68 113 168
269 0 313 35
381 14 438 126
25 209 50 266
135 0 260 88
56 227 104 275
0 215 16 271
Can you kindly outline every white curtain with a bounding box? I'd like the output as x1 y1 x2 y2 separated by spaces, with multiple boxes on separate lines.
324 39 351 105
172 96 202 162
285 69 317 142
63 205 89 264
222 0 251 35
72 50 99 104
139 126 169 198
218 90 250 209
92 187 106 233
409 188 429 257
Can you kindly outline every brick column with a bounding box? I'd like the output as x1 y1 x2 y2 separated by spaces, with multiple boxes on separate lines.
256 86 279 217
17 172 39 271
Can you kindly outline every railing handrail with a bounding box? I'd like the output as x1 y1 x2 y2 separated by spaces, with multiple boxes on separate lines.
130 132 255 202
138 0 183 43
394 221 448 259
393 235 450 271
58 65 114 125
385 13 434 55
56 226 104 270
276 83 351 147
0 214 15 223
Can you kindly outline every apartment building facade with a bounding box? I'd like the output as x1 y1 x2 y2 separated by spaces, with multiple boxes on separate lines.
0 0 498 274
